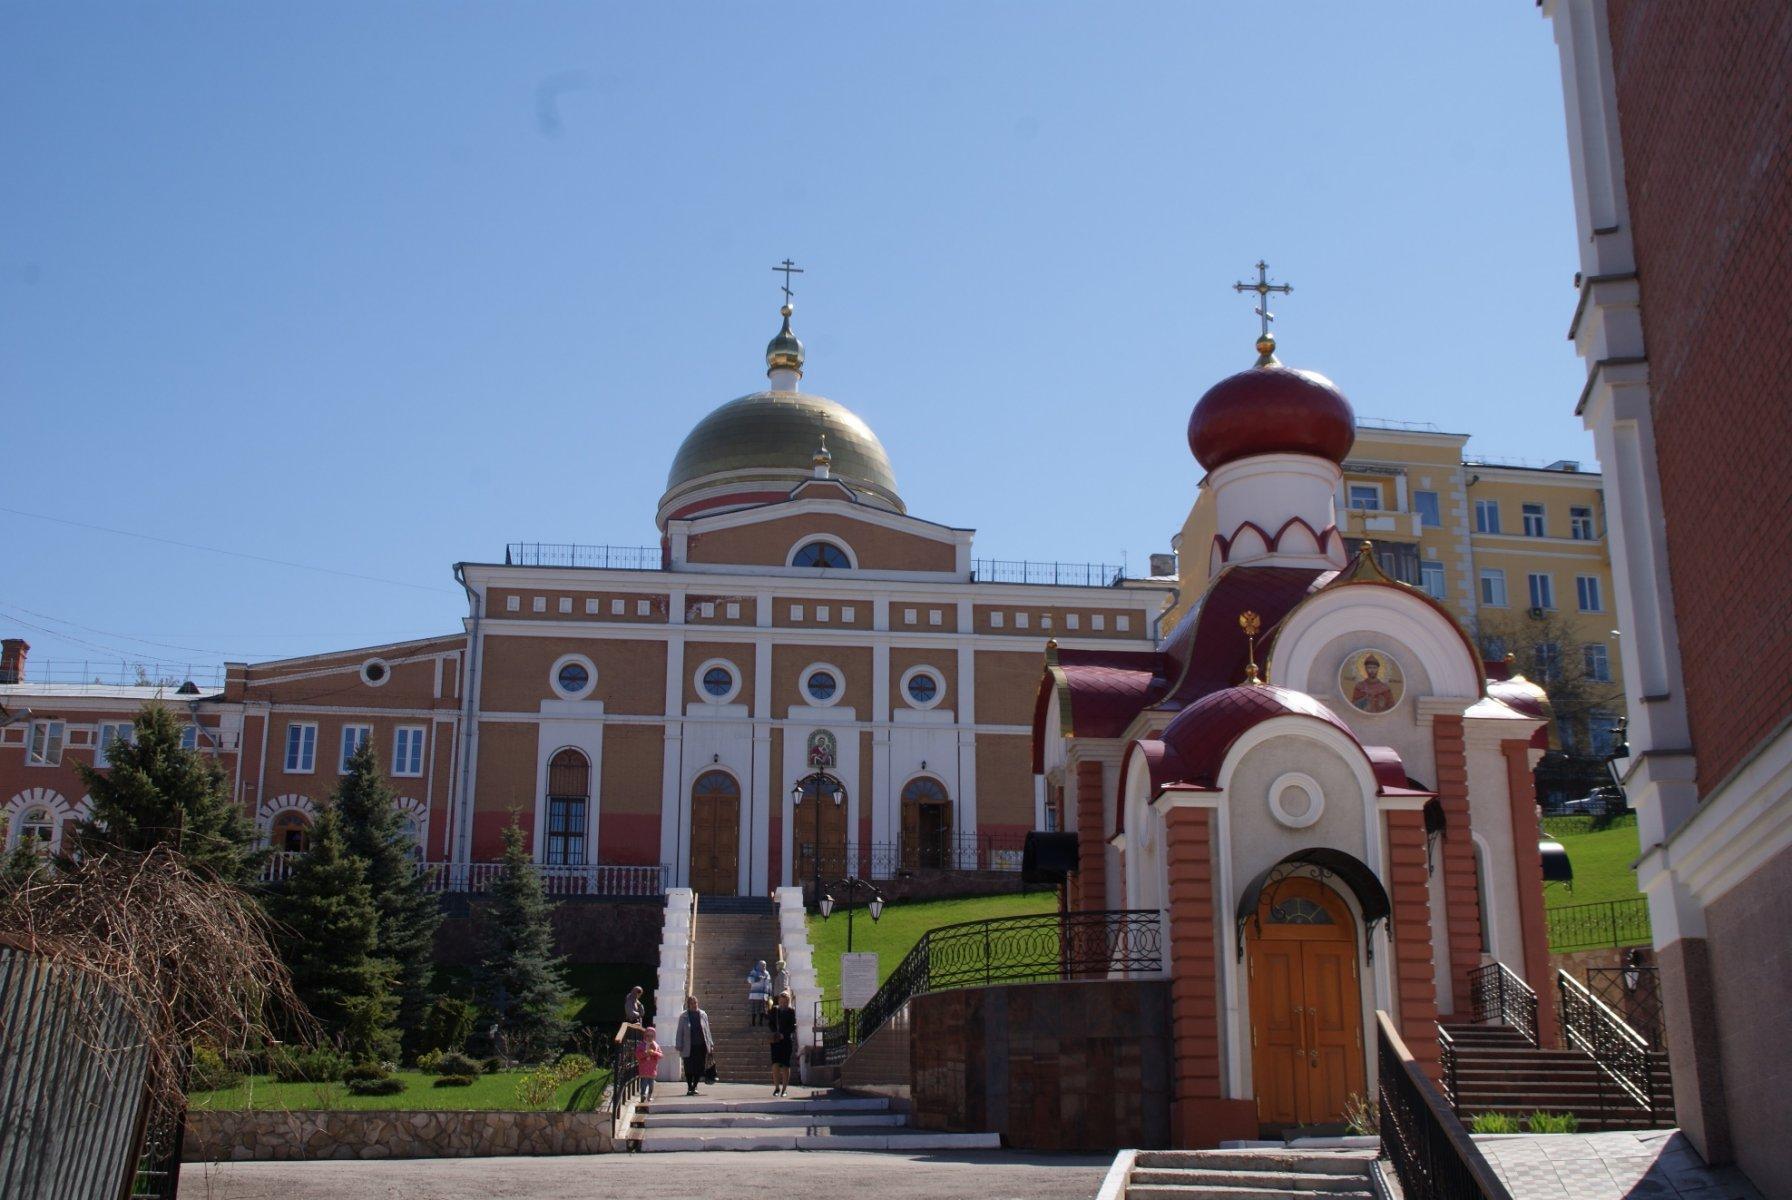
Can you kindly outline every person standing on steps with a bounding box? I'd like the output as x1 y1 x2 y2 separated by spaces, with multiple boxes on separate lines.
747 959 772 1026
675 995 713 1095
771 959 790 1014
769 990 798 1097
624 985 646 1028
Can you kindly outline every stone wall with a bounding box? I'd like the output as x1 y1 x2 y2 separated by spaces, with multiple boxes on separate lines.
434 897 663 967
185 1109 613 1161
909 978 1172 1152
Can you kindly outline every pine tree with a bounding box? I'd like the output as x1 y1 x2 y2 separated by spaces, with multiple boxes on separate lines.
266 805 399 1061
332 739 441 1058
474 818 572 1063
71 705 260 881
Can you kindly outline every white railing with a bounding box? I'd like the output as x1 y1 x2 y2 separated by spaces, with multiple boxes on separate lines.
259 854 667 896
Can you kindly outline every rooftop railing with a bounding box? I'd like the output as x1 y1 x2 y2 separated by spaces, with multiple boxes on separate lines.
505 543 667 570
969 558 1126 587
259 852 667 897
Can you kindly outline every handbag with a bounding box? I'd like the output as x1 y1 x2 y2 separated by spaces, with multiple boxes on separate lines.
703 1061 719 1084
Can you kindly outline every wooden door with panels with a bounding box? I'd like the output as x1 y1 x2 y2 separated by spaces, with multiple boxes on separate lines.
900 776 952 870
794 774 848 882
688 770 740 896
1246 875 1366 1129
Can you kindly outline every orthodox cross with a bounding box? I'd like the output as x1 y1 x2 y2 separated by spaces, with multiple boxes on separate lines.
1239 610 1264 685
773 258 805 304
1232 260 1293 340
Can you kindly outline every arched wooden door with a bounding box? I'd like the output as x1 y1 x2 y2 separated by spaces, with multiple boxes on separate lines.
900 776 952 870
793 774 848 883
1246 876 1366 1130
688 770 740 896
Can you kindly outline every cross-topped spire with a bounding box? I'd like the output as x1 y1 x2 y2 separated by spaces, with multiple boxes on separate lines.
1233 261 1292 364
773 257 804 304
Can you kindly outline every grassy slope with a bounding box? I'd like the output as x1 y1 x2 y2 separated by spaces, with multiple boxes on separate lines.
188 1068 610 1113
1542 819 1643 908
806 890 1058 995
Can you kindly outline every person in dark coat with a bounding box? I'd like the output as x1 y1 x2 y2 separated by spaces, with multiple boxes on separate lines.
768 990 798 1097
674 995 714 1095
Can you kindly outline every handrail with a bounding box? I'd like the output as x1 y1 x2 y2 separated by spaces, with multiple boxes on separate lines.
1545 897 1651 950
1437 1024 1460 1109
821 909 1161 1063
609 1020 644 1140
1557 970 1657 1115
1469 961 1538 1047
1377 1012 1513 1200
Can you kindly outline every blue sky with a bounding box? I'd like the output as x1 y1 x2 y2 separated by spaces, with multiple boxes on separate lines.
0 3 1585 678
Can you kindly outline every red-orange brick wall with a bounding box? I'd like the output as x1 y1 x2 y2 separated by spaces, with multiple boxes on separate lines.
1387 809 1441 1082
1075 759 1107 911
1607 2 1792 795
1505 740 1560 1048
1431 717 1483 1016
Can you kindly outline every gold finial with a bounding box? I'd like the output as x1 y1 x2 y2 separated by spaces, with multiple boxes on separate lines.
1233 260 1292 366
1239 610 1263 685
1045 638 1061 666
811 434 832 474
1360 539 1375 559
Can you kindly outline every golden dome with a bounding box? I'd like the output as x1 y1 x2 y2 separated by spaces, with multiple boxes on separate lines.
766 303 804 376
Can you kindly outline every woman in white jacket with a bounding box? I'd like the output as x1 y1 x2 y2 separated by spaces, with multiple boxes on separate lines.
674 995 714 1095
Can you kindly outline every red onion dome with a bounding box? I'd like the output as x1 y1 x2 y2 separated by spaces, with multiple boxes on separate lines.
1187 341 1356 472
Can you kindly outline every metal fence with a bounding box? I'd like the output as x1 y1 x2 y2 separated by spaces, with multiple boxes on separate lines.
258 854 668 897
1 944 157 1200
504 543 666 570
1585 965 1665 1049
1558 970 1663 1121
797 834 1028 879
1377 1012 1512 1200
1469 961 1538 1046
1546 897 1652 951
969 558 1126 587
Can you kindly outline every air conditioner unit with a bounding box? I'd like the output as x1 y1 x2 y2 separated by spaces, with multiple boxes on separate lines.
1527 606 1545 619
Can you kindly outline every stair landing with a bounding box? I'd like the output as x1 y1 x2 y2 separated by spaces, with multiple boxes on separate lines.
625 1084 1000 1152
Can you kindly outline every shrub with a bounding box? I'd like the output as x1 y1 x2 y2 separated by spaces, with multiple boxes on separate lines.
415 1049 445 1073
341 1062 393 1085
433 1074 476 1088
421 996 476 1055
1469 1112 1522 1134
269 1046 347 1084
1341 1092 1378 1136
552 1053 595 1083
345 1075 406 1096
434 1051 484 1078
189 1045 244 1093
513 1064 564 1110
482 1056 505 1075
1526 1111 1579 1134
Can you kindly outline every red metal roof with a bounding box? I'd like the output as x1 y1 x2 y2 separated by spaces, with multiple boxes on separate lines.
1158 684 1358 788
1160 566 1333 709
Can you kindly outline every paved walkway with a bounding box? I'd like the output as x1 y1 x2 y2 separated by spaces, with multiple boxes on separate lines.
176 1149 1109 1200
1474 1130 1764 1200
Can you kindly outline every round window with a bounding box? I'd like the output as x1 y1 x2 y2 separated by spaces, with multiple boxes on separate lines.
557 662 590 694
361 658 390 686
806 671 838 702
907 673 938 704
703 666 735 697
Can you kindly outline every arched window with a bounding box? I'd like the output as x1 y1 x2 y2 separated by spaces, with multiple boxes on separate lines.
545 749 591 866
900 777 952 870
791 540 851 569
18 805 55 853
693 770 740 800
271 809 312 854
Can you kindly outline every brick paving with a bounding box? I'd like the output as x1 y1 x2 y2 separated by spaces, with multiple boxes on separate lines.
1474 1131 1764 1200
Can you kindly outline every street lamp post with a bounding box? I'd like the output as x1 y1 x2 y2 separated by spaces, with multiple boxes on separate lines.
819 876 886 953
791 771 841 903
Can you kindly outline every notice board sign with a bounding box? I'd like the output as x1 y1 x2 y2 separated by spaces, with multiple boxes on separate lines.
840 952 880 1010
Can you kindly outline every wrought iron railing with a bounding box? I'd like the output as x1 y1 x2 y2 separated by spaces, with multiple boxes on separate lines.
797 833 1028 879
969 558 1126 587
1469 961 1538 1047
1585 965 1664 1049
818 909 1161 1063
505 542 666 570
258 855 668 897
609 1023 645 1141
1437 1023 1460 1108
1545 897 1651 951
1377 1012 1513 1200
1557 970 1660 1118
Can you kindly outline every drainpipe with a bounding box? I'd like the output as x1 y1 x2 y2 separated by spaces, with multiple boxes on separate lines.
1151 587 1181 642
453 563 484 873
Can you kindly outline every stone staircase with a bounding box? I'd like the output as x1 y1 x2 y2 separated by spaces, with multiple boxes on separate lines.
1115 1150 1377 1199
690 902 781 1086
627 1084 1001 1152
1442 1022 1675 1131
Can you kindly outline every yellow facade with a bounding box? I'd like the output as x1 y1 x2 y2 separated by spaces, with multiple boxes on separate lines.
1171 421 1625 760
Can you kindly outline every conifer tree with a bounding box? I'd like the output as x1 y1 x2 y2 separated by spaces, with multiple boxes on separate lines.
266 805 398 1061
474 818 571 1063
332 739 441 1058
71 705 259 882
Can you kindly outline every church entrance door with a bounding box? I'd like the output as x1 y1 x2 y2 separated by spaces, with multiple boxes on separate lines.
1246 876 1365 1130
688 770 740 896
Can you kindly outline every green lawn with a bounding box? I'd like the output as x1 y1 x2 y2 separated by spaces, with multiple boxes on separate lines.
1542 816 1643 908
188 1068 610 1113
806 889 1059 995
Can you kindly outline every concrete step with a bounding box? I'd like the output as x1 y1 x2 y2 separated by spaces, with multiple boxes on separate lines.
646 1097 891 1115
646 1112 909 1129
1128 1189 1372 1200
1129 1168 1372 1192
641 1128 1002 1152
1133 1153 1372 1176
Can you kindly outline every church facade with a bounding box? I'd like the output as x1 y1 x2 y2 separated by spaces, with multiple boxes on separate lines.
1034 328 1556 1140
0 304 1170 895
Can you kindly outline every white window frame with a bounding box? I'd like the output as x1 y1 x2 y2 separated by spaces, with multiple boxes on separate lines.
1091 614 1105 631
1529 572 1555 611
1347 482 1382 511
635 599 652 616
1522 502 1547 537
726 602 741 620
95 721 133 769
899 665 946 711
285 722 318 774
1536 642 1562 683
532 596 547 613
1480 568 1508 607
340 724 372 774
840 606 854 623
27 720 65 767
611 598 625 616
393 726 427 777
1420 559 1447 600
505 595 520 612
798 662 844 708
549 653 598 701
787 536 857 570
990 611 1004 629
1414 490 1441 528
1066 613 1080 630
586 598 600 615
903 608 917 625
1016 613 1030 629
791 604 806 622
1570 506 1595 541
1475 498 1501 534
928 609 943 627
1583 643 1612 683
1576 574 1603 612
815 605 830 623
693 658 743 706
558 597 573 614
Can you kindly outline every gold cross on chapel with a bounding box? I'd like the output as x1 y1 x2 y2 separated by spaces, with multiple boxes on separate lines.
773 258 804 304
1232 260 1293 341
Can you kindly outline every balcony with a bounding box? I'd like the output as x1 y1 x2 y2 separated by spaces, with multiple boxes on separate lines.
969 559 1126 587
260 852 668 897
